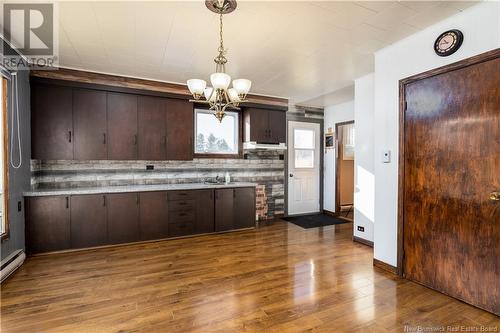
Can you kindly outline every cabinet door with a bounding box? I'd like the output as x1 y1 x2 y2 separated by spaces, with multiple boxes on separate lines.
234 188 256 229
166 99 193 160
139 191 168 240
107 93 138 160
73 89 108 160
268 111 286 144
138 96 167 160
26 196 70 253
31 84 73 159
245 108 269 143
71 195 107 248
195 189 214 234
107 193 139 244
215 189 234 232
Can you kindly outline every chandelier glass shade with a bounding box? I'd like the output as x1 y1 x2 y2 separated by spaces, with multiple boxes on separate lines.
187 0 251 122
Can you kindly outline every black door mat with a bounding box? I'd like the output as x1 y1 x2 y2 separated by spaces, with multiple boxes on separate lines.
284 214 352 229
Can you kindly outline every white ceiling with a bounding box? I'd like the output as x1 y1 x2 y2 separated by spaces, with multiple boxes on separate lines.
56 1 479 106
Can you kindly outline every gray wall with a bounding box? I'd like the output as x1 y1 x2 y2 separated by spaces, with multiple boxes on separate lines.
1 41 31 260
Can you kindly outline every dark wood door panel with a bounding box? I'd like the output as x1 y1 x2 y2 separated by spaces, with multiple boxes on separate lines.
234 188 256 229
195 189 214 234
215 189 234 232
31 84 73 160
26 196 70 253
139 191 168 240
138 96 167 160
403 55 500 315
269 110 286 144
70 194 107 248
166 99 193 160
73 89 107 160
107 93 138 160
107 193 139 244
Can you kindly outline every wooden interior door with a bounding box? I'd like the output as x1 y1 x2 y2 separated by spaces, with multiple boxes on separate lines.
402 52 499 315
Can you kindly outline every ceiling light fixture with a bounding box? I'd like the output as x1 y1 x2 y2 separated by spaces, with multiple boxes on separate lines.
187 0 251 122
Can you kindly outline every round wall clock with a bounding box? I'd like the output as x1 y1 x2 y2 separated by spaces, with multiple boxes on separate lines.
434 29 463 57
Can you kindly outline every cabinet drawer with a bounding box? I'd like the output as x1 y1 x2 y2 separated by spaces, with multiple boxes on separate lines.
169 210 195 223
168 222 194 237
168 199 195 212
168 191 196 201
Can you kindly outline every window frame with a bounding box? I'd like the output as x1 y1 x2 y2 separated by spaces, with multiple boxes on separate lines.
1 77 9 242
193 108 243 159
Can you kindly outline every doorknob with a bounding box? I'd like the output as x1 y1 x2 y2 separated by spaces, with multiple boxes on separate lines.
289 173 293 177
489 191 500 201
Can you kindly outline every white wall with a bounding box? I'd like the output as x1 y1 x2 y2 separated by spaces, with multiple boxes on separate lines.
373 2 500 266
323 100 354 212
353 74 374 243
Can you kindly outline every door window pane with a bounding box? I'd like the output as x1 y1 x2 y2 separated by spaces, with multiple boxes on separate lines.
295 149 314 168
294 129 314 149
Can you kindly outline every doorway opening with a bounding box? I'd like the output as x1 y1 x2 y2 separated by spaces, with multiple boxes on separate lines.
335 121 354 221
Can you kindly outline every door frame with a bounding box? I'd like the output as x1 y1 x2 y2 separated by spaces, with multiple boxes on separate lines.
285 116 324 216
397 48 500 277
335 120 354 216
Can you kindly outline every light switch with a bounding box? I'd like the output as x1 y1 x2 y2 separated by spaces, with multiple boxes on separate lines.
381 150 391 163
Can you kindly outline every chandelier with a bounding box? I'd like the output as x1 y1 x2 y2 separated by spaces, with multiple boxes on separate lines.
187 0 251 122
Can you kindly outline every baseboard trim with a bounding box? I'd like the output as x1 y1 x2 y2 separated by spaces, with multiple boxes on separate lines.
353 236 373 247
373 258 398 275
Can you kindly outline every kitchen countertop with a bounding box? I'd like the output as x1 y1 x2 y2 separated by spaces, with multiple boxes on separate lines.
24 182 258 197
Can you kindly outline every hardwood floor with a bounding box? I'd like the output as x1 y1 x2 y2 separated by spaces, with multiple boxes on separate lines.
1 221 498 332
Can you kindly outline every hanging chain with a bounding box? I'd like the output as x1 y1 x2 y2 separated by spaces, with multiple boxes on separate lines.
214 11 227 68
218 13 224 53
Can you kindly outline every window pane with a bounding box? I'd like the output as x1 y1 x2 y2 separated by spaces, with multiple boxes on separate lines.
195 110 238 154
295 149 314 168
294 129 314 149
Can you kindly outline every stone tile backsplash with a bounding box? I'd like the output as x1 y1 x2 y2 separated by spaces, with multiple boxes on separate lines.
30 150 285 219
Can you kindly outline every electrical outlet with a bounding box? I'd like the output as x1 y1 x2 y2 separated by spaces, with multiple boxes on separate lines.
357 226 365 232
146 165 154 170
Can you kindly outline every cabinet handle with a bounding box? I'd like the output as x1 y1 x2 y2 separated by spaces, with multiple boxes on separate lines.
134 135 138 145
233 190 236 199
103 133 106 144
210 191 213 200
215 191 219 200
179 202 187 205
136 194 139 205
103 195 106 207
68 131 72 143
179 213 186 217
162 136 167 145
66 196 69 209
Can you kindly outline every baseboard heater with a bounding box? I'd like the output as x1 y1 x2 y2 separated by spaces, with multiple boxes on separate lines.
0 249 25 283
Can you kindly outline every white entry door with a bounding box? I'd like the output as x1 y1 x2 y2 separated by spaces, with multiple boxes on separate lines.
287 121 320 215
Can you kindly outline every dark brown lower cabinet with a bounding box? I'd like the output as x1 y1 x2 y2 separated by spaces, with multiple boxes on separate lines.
26 196 70 253
139 191 168 240
215 189 235 232
26 187 255 254
70 194 107 248
195 190 214 234
234 188 256 229
107 193 139 244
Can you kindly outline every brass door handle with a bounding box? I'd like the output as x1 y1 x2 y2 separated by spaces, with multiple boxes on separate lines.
489 191 500 201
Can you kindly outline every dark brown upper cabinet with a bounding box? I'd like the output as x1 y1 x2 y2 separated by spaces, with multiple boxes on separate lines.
107 93 138 160
70 194 107 248
31 84 74 160
138 96 167 160
243 108 286 144
166 99 194 160
73 89 108 160
233 188 256 229
26 196 71 254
